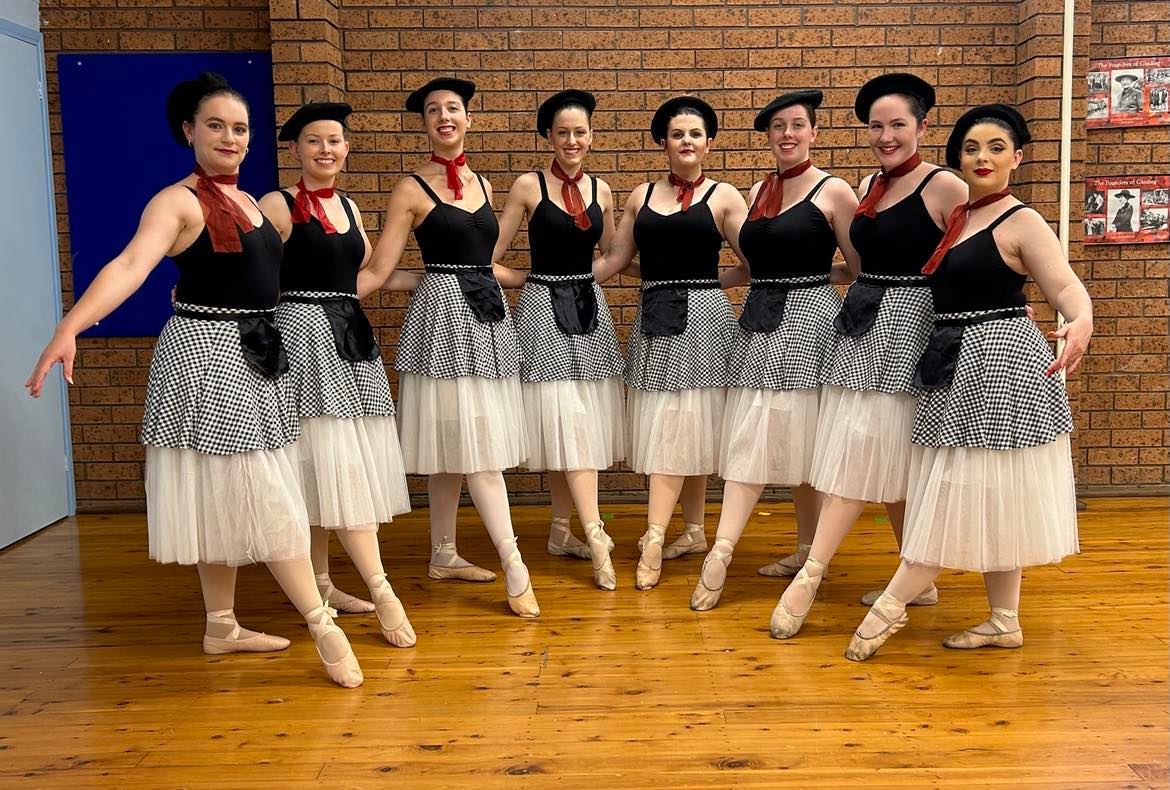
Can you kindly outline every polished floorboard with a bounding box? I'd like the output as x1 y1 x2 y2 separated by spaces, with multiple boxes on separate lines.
0 497 1166 787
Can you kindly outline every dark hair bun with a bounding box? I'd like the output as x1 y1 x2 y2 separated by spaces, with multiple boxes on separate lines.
165 72 234 146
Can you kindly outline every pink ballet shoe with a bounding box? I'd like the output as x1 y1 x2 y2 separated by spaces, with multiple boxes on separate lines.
635 524 666 590
428 537 497 583
306 605 364 688
769 558 826 639
367 572 417 648
690 538 734 611
757 542 813 578
942 608 1023 650
316 573 375 614
500 538 540 618
202 609 290 655
845 591 910 662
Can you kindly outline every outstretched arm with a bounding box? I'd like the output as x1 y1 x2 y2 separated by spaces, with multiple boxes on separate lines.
27 186 190 397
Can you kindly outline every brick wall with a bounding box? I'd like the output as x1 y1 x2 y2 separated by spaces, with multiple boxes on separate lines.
40 0 272 511
1080 0 1170 490
39 0 1169 510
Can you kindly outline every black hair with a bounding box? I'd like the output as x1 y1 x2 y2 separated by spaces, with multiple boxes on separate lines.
165 72 250 146
668 105 707 134
971 116 1022 148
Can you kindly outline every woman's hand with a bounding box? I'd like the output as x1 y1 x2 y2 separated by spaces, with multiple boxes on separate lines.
1046 316 1092 376
26 329 77 398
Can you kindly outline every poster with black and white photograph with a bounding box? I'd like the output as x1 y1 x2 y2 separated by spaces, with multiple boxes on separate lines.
1087 56 1170 128
1084 175 1170 244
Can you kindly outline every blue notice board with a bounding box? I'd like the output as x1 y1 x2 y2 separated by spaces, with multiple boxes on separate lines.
58 52 277 337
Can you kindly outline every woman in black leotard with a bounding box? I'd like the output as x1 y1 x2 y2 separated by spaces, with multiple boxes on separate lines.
846 104 1092 661
26 73 363 688
596 95 749 591
259 101 416 648
771 73 969 641
492 90 624 591
361 77 539 619
690 89 862 611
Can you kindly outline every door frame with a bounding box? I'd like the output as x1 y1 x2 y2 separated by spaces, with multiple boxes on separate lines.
1 16 76 519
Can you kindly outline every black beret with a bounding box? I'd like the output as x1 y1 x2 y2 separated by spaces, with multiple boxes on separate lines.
278 102 353 142
854 72 936 123
753 89 824 132
945 103 1032 169
405 77 476 114
536 90 596 138
165 72 235 146
651 95 718 144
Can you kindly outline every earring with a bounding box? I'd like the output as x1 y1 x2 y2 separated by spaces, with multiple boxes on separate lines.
187 139 193 147
245 147 249 154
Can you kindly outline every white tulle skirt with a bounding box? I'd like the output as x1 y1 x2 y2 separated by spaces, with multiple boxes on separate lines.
809 385 916 503
627 387 725 476
901 434 1079 571
720 386 820 486
146 444 309 566
521 377 625 471
298 415 411 531
397 372 527 475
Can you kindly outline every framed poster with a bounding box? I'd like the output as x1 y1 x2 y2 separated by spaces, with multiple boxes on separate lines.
1086 56 1170 128
1083 175 1169 245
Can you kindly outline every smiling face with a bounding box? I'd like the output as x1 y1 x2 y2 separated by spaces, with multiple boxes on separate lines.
183 93 250 175
291 119 349 182
422 89 469 151
766 104 817 168
549 105 592 172
959 120 1022 194
664 110 710 171
866 94 926 171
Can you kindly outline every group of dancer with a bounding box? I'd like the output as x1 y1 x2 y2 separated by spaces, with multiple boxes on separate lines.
25 70 1092 687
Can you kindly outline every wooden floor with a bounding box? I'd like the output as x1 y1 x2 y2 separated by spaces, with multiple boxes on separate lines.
0 498 1166 788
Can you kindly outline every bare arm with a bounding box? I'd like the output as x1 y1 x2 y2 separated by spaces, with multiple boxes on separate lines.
921 169 969 230
27 186 191 396
1006 208 1093 375
821 178 862 284
719 181 756 289
357 178 417 300
491 174 534 289
594 182 647 283
258 190 293 243
352 198 420 292
594 178 617 258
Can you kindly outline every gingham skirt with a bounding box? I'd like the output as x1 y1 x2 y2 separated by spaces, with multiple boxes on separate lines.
823 281 933 395
625 283 738 392
395 269 522 380
143 303 308 566
514 274 625 383
913 313 1073 450
729 280 842 391
276 293 395 420
276 293 410 530
141 304 299 455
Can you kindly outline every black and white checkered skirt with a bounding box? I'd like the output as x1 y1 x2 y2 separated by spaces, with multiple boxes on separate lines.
823 278 934 394
514 273 625 383
625 282 738 392
395 268 522 380
913 312 1073 450
276 292 410 530
141 303 299 455
142 302 308 566
276 292 395 420
729 278 842 391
